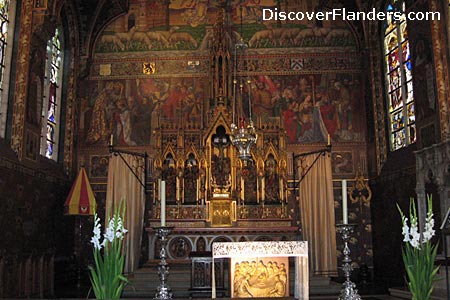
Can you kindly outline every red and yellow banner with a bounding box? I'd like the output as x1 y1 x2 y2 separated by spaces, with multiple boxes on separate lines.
64 167 96 215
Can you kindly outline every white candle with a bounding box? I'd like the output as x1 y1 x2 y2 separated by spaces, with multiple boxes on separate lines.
327 134 331 146
160 180 166 227
342 180 348 224
110 134 114 146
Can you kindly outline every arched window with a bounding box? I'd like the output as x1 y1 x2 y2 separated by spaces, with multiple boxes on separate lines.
0 0 17 138
41 28 63 160
383 1 416 151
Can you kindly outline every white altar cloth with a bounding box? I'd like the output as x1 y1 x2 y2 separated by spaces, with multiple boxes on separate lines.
212 241 309 299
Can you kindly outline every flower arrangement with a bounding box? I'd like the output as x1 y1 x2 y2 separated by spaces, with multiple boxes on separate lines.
397 195 439 300
89 202 128 299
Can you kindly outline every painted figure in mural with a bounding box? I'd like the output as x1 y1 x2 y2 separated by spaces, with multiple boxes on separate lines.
181 86 200 123
297 94 314 136
271 80 286 117
253 80 273 119
316 87 339 140
334 81 352 138
86 81 123 144
238 0 263 23
179 0 208 27
113 97 137 146
283 98 298 143
264 155 279 202
163 84 188 121
134 79 169 145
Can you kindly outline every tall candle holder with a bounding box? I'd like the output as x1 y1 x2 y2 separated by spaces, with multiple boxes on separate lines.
154 226 174 300
336 223 361 300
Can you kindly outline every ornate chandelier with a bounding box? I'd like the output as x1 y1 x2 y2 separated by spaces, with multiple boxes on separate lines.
229 40 257 161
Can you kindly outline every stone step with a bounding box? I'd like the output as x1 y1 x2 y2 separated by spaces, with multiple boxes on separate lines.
124 264 341 299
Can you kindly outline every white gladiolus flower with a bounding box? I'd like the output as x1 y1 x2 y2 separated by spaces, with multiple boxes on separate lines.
104 223 115 243
398 200 436 249
91 235 102 250
402 224 411 242
409 226 421 249
401 216 410 242
91 215 103 250
423 212 435 243
115 217 128 239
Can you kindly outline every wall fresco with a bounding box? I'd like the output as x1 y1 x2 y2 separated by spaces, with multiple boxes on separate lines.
80 77 207 146
250 74 365 143
87 2 363 146
81 72 364 146
94 0 356 53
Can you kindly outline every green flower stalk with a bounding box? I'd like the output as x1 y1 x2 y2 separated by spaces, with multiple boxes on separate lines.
397 195 439 300
89 201 128 299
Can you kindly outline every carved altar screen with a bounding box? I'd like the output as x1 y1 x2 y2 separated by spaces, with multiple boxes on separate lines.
212 241 309 300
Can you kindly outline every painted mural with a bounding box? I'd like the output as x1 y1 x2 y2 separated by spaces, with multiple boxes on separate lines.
94 0 355 53
81 73 364 146
81 78 207 146
87 0 363 146
248 74 364 143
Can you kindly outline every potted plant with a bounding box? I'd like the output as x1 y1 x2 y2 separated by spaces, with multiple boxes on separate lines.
397 195 439 300
89 202 128 299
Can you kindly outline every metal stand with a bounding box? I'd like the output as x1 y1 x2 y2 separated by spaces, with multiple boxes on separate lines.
336 223 362 300
154 226 174 300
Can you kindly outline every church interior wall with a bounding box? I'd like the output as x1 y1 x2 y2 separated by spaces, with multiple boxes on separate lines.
366 0 449 289
0 141 72 297
0 0 448 297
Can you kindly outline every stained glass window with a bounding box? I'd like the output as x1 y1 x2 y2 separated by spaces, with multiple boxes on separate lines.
384 1 416 151
0 0 10 137
42 28 62 160
0 0 9 90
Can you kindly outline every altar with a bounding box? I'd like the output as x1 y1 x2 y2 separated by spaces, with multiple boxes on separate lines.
212 241 309 299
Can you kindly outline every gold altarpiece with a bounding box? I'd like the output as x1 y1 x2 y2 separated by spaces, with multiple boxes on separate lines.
146 12 299 264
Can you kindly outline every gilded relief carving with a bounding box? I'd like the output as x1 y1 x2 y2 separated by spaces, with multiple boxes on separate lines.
231 257 289 298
